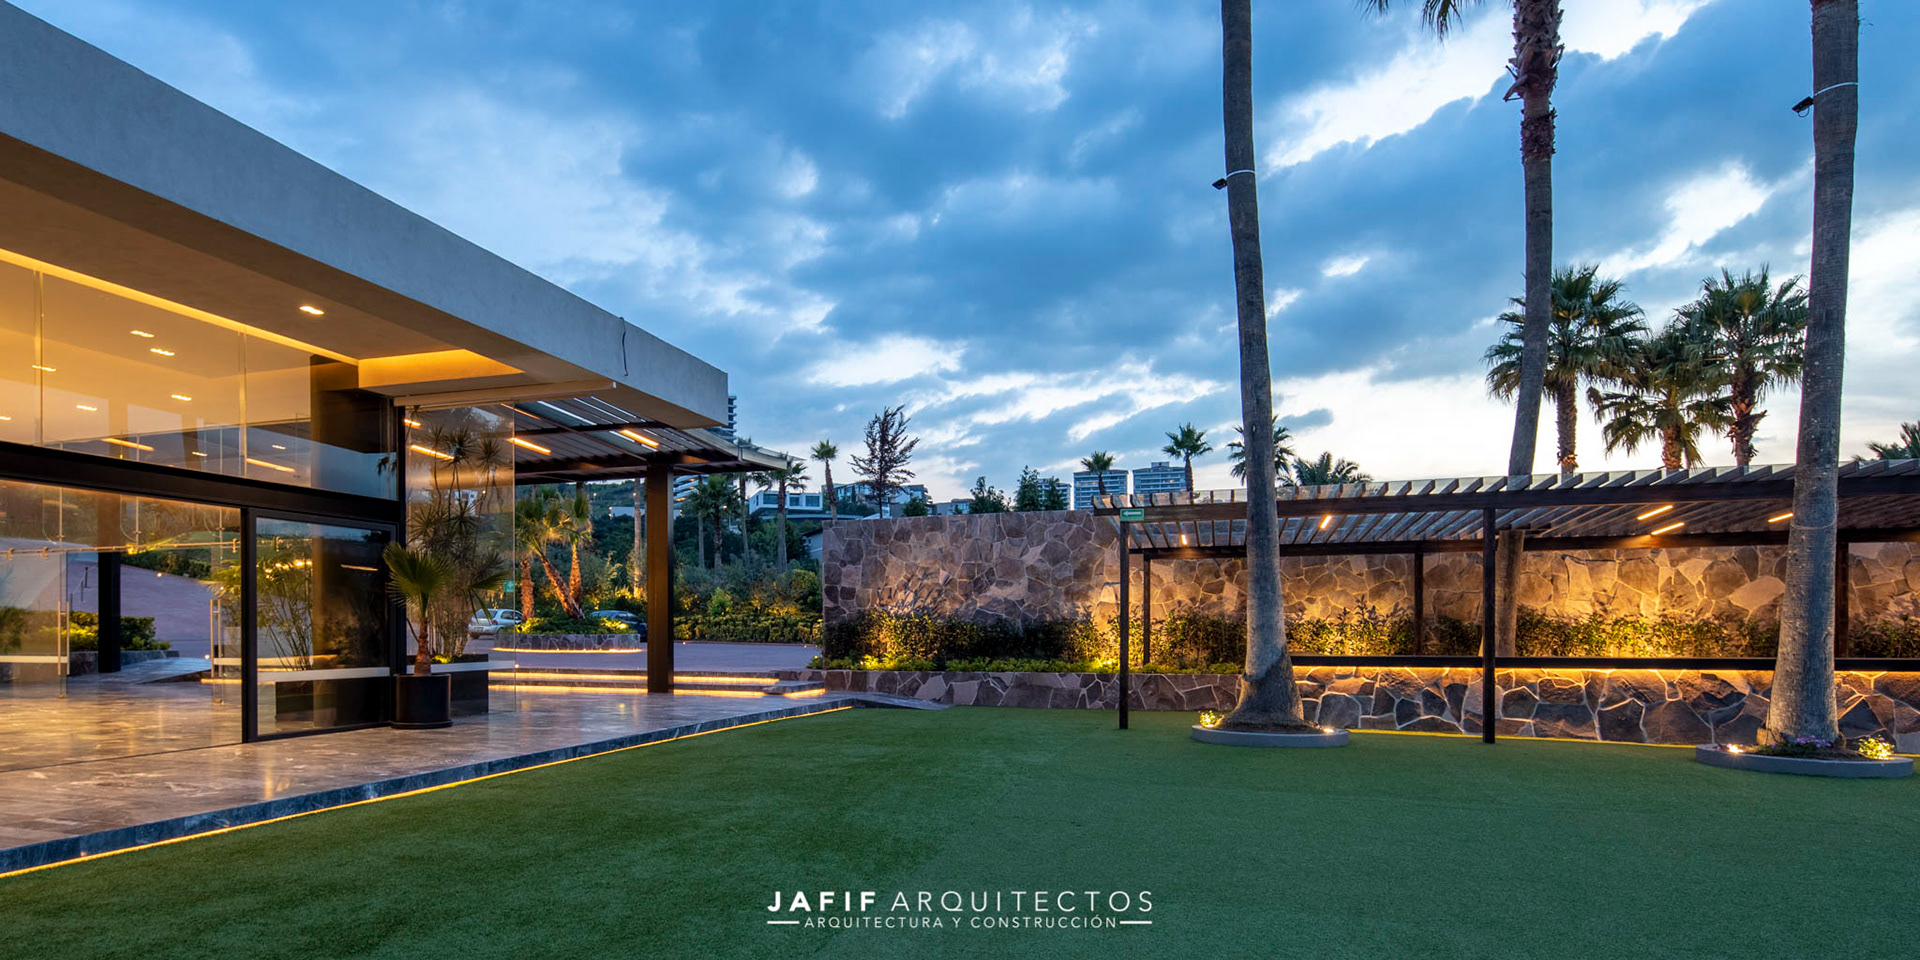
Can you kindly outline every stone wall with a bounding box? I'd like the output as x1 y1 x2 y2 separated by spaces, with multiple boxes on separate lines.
784 666 1920 750
823 511 1920 629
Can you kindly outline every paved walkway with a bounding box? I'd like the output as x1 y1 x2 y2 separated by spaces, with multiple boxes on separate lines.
0 689 867 873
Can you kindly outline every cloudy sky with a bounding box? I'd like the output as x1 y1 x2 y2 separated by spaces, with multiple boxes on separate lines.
20 0 1920 499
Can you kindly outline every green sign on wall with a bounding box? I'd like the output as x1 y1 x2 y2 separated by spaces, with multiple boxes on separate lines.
1118 508 1145 522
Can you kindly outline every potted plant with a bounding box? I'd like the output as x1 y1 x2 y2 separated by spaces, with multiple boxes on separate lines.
386 542 508 729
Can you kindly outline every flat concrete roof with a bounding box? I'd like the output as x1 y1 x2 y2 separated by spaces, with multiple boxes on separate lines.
0 2 728 428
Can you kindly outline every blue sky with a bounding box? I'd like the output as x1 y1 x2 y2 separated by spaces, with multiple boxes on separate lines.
20 0 1920 499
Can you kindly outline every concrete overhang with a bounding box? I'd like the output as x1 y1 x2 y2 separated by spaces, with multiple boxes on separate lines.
0 3 728 428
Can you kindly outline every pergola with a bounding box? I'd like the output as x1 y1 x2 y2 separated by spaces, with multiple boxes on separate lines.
1094 460 1920 738
499 396 791 693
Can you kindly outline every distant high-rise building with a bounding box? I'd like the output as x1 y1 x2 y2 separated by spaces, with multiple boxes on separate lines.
1131 461 1186 499
1071 469 1129 510
710 394 738 441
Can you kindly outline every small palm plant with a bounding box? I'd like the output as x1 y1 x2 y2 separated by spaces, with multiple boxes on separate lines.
386 543 451 677
385 541 509 675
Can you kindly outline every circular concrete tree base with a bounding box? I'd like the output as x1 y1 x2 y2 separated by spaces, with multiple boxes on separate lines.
1191 725 1349 748
1693 745 1912 778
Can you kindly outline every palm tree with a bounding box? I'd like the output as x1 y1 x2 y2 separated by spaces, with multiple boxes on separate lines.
1227 419 1295 481
1485 264 1646 473
810 441 839 522
1860 423 1920 461
1079 450 1117 503
1161 423 1213 493
1767 0 1857 746
630 477 643 595
757 462 809 567
683 476 739 570
554 487 592 611
1676 267 1810 466
519 487 582 617
385 542 508 674
1589 322 1731 471
1288 452 1371 487
1367 0 1563 478
511 495 550 620
1217 0 1307 732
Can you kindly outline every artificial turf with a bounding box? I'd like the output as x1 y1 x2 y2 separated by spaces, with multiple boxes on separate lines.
1 706 1915 959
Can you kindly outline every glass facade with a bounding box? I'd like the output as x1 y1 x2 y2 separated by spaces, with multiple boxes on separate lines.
0 250 396 499
0 478 242 771
253 518 391 736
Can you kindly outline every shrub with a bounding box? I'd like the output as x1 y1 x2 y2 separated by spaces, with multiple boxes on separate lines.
518 615 632 635
67 613 167 651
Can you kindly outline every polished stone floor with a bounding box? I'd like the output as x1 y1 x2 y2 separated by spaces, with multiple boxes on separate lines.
0 662 240 772
0 688 865 870
480 640 819 673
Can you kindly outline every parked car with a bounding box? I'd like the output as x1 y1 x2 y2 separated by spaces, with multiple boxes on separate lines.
468 608 524 637
589 610 646 639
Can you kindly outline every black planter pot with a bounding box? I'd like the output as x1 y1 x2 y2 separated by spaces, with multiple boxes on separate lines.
392 673 452 729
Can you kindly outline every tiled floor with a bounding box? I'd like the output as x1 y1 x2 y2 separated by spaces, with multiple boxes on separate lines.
0 688 866 872
0 662 241 772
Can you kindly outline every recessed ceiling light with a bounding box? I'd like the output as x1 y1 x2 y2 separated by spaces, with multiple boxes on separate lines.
130 329 155 338
617 428 660 448
271 443 287 450
190 450 209 457
299 304 326 316
1637 505 1674 520
403 418 423 428
75 404 97 412
508 436 552 455
1767 511 1793 523
170 394 192 402
102 437 155 452
0 414 12 421
1649 521 1685 536
149 347 175 357
31 364 54 373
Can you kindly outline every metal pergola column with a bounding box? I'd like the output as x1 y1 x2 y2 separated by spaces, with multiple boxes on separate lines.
1118 520 1130 730
1480 507 1496 745
645 463 676 694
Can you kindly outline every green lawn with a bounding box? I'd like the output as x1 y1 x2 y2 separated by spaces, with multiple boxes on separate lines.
3 707 1916 959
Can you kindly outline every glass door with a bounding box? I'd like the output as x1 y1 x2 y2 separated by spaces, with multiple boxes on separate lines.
247 515 393 738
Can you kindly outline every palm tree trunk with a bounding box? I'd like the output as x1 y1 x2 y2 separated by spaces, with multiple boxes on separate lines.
1765 0 1856 745
519 552 534 620
1182 456 1194 493
536 551 579 618
712 517 724 569
824 464 836 522
1218 0 1304 730
1730 391 1760 466
739 477 751 567
1505 0 1563 478
776 476 790 567
1554 382 1579 474
631 478 643 595
568 541 582 610
1660 426 1684 471
696 519 707 569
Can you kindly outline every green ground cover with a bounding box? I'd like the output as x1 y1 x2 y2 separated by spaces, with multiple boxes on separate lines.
2 708 1915 959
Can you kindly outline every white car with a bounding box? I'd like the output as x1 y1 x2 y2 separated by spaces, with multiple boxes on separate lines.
467 608 524 637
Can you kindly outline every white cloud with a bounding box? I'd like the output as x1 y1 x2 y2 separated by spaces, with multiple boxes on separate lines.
859 10 1096 120
1320 254 1371 279
1266 288 1304 318
1268 0 1712 169
805 335 963 387
1599 162 1785 274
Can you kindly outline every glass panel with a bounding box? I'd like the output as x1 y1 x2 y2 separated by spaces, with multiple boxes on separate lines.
0 479 241 772
404 406 514 714
244 337 397 498
0 260 37 445
253 518 390 735
2 247 398 498
39 274 248 477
